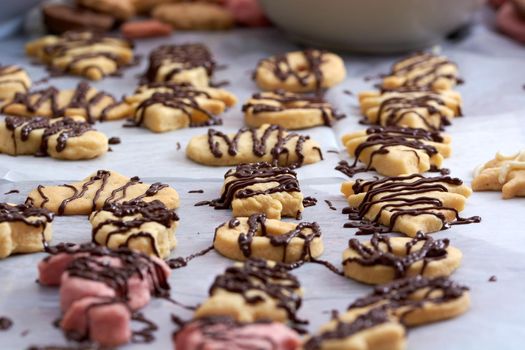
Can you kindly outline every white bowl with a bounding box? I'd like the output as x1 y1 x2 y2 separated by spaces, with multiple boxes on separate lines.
259 0 485 53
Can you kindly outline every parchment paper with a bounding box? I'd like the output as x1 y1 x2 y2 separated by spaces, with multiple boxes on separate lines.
1 11 525 350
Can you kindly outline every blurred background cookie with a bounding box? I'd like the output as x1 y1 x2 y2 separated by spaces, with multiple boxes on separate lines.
42 4 115 34
152 2 234 30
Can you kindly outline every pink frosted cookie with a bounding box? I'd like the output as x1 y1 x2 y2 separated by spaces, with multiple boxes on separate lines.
38 243 170 347
174 316 301 350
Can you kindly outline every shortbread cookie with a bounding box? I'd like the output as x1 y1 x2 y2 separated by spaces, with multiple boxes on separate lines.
194 258 304 323
342 233 461 285
152 3 234 30
472 150 525 198
305 276 469 350
26 31 134 80
90 200 179 258
38 243 171 347
143 43 216 87
358 89 461 131
0 203 54 259
214 213 323 263
254 50 346 92
0 116 108 160
243 90 345 130
0 82 131 123
125 82 236 132
341 174 480 237
0 65 31 100
77 0 135 20
202 162 304 220
187 124 323 167
174 316 302 350
381 52 461 92
27 170 179 215
339 126 451 177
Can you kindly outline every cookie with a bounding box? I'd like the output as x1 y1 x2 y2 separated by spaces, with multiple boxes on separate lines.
174 316 302 350
254 49 346 92
0 203 53 259
26 31 134 80
77 0 135 20
341 174 480 237
125 82 236 132
152 3 234 30
214 213 323 263
90 200 179 258
472 150 525 198
186 124 323 167
243 90 345 130
42 4 115 34
194 258 304 323
339 126 451 177
121 19 172 39
202 162 304 220
143 43 216 87
0 82 131 123
358 89 462 131
0 65 31 100
342 233 461 285
381 52 461 92
305 276 470 350
0 116 108 160
26 170 179 215
38 243 171 347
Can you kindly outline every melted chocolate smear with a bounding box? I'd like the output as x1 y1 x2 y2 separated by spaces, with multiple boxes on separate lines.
324 200 336 211
3 189 19 195
21 329 29 337
335 160 369 178
188 189 204 193
0 316 13 330
166 245 214 269
108 136 121 145
489 275 497 282
303 196 317 207
341 174 481 233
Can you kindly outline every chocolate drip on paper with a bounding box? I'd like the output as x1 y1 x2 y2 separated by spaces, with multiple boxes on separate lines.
91 200 179 257
343 233 449 278
336 126 445 177
144 43 216 83
166 245 214 269
5 116 93 156
202 162 302 212
3 189 19 195
215 213 322 262
209 258 306 324
108 136 121 145
242 90 345 127
1 82 122 123
342 174 481 233
27 170 171 215
206 124 323 168
0 316 13 331
254 49 327 91
303 196 317 207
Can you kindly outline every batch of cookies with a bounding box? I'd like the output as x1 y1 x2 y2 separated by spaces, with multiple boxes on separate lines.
0 18 524 350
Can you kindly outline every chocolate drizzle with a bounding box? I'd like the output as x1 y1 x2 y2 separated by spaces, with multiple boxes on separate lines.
91 200 179 257
166 245 214 269
342 174 481 232
386 52 461 90
209 258 305 324
5 116 93 156
27 170 171 215
1 82 122 123
206 124 323 167
131 91 222 128
0 65 29 92
303 196 317 207
203 162 301 210
242 90 345 127
144 43 216 83
344 233 449 278
215 213 322 262
0 203 54 248
337 126 444 177
254 49 327 91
